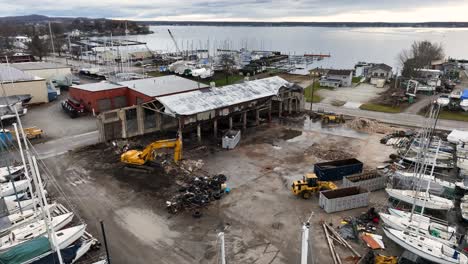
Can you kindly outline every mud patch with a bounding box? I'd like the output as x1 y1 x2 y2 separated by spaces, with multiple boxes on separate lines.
305 143 354 161
114 207 178 247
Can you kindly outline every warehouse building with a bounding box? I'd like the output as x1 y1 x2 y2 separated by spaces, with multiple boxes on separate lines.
96 76 304 141
11 62 72 80
0 65 48 104
69 75 208 113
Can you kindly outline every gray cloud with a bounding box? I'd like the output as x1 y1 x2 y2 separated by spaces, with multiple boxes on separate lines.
0 0 462 21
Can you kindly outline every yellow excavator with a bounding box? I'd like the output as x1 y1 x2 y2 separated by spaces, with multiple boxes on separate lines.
291 173 337 199
120 136 182 171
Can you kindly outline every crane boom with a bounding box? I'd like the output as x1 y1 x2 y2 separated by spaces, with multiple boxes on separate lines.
167 29 181 54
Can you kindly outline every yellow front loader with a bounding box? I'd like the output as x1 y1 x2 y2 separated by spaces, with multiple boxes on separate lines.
291 173 337 199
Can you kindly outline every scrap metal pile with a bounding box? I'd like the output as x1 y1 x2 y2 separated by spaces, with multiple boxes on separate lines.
380 130 415 148
166 174 228 214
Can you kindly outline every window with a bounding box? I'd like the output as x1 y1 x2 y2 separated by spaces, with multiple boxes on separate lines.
380 73 385 77
373 72 378 77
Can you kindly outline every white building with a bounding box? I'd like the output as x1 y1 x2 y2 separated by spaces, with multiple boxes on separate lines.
0 65 48 104
368 64 392 85
11 62 72 81
319 69 353 88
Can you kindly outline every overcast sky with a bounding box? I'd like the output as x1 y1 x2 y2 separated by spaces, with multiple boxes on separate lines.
3 0 468 22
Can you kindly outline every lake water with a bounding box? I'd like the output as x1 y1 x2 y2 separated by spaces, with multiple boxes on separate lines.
124 26 468 69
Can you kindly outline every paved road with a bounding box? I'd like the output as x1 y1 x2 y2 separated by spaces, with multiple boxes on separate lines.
307 102 467 131
33 130 99 160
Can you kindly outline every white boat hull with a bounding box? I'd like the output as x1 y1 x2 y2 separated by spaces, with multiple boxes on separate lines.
384 228 468 264
386 188 453 210
1 180 30 197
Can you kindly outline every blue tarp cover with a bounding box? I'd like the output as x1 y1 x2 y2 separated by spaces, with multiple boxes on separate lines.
461 89 468 100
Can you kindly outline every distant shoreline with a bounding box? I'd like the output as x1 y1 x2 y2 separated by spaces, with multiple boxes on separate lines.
140 21 468 28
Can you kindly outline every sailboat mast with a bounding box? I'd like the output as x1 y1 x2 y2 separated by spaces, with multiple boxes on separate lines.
420 140 441 215
32 156 64 264
217 232 226 264
301 223 310 264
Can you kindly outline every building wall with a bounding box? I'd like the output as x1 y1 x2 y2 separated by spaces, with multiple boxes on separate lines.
369 68 391 80
126 89 154 106
2 80 48 104
23 68 72 80
328 73 352 87
69 87 128 113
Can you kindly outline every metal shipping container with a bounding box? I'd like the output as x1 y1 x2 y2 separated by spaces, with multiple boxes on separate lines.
342 170 386 192
319 186 369 213
222 130 241 149
314 158 363 181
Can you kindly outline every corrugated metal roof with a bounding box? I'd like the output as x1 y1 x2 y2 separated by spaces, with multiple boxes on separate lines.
71 81 125 92
157 76 291 116
11 62 70 71
119 75 208 97
0 65 40 82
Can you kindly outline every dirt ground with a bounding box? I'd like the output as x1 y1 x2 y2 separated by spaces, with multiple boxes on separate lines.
44 118 401 264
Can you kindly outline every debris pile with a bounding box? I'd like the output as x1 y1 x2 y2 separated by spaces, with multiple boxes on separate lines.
322 222 361 264
166 174 228 214
179 159 205 172
305 143 354 160
347 118 395 134
337 208 383 250
380 130 415 148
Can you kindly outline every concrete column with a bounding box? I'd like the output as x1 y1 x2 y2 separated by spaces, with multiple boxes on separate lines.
197 123 201 143
268 101 272 122
242 112 247 130
136 105 145 135
119 109 127 138
229 117 233 130
213 119 218 138
255 109 260 126
155 112 162 131
278 101 283 117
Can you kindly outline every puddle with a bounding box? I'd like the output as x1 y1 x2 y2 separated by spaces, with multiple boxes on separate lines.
281 117 369 140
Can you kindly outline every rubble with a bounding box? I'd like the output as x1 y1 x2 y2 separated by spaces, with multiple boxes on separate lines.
347 118 396 134
305 143 354 160
166 174 228 214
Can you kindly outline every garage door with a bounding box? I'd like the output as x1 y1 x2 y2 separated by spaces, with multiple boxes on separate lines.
97 98 112 112
114 96 127 108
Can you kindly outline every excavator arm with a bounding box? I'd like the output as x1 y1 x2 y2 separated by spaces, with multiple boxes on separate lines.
121 137 182 166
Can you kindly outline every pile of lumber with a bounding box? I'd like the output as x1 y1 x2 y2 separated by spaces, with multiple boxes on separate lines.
322 222 361 264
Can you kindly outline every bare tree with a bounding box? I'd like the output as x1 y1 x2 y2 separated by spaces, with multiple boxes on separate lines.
220 53 236 85
399 40 444 77
27 36 49 60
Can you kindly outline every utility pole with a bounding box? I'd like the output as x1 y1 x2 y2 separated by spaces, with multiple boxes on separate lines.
100 220 111 264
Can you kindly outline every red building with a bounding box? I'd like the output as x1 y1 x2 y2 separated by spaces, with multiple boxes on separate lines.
69 75 209 113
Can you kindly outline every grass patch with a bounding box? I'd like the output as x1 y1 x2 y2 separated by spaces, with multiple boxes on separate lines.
352 76 362 83
438 110 468 122
210 74 244 86
331 100 346 107
146 71 167 77
360 103 403 113
304 82 323 103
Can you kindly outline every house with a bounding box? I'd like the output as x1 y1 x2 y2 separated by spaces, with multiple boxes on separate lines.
319 69 353 88
0 65 48 104
368 64 392 85
354 62 373 77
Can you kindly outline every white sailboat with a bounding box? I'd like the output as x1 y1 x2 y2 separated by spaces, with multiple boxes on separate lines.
0 179 30 197
0 212 75 252
383 227 468 264
385 188 453 210
0 166 23 182
380 212 457 247
394 171 455 193
0 204 57 235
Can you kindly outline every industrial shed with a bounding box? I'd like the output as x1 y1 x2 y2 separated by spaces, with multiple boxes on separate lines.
69 82 128 113
96 76 303 142
11 62 71 80
69 76 208 114
120 75 210 105
0 65 48 104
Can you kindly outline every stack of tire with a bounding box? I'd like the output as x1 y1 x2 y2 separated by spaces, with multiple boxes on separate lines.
166 174 227 215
